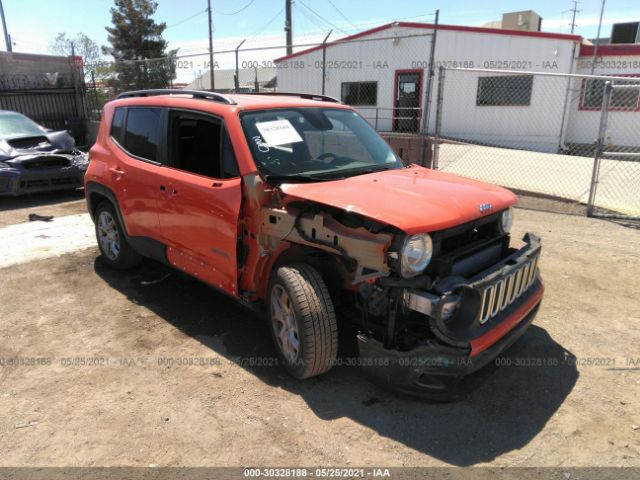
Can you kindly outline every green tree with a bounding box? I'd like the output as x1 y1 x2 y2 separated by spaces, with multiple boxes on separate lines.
49 32 101 65
103 0 177 92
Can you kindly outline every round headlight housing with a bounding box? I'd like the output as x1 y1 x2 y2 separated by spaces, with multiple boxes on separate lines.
400 233 433 278
500 208 514 234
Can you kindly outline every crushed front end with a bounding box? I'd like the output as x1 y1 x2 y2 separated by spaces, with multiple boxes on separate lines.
355 211 543 398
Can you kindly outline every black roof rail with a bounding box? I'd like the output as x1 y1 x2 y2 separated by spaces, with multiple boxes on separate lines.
241 92 342 104
116 89 237 105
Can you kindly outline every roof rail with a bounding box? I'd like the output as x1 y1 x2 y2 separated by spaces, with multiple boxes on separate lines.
242 92 342 104
116 89 237 105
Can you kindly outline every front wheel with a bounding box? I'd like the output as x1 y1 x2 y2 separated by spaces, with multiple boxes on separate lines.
268 264 338 379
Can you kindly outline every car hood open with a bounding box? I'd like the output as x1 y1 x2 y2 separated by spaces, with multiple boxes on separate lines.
279 165 517 233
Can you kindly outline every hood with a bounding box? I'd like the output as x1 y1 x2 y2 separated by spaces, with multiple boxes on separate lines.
0 130 76 161
280 165 517 233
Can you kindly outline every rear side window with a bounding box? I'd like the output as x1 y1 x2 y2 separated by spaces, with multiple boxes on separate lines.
110 108 124 143
123 107 162 162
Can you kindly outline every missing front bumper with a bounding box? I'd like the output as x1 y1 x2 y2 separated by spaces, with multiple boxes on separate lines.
357 294 542 399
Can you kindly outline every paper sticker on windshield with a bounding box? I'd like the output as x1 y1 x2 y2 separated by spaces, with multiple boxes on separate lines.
255 119 303 146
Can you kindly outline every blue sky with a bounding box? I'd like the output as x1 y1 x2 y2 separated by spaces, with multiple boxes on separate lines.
3 0 639 56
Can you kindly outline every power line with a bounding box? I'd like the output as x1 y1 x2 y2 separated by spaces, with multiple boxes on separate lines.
250 6 285 37
325 0 356 29
166 9 207 29
216 0 256 16
296 0 350 35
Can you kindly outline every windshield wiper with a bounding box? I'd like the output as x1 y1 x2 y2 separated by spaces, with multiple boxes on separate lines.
263 173 334 183
311 164 395 179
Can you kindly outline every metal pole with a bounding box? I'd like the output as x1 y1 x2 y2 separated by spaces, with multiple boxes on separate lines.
0 0 11 52
590 0 606 75
587 81 612 216
234 39 246 93
321 30 332 95
432 66 446 170
374 108 379 131
285 0 292 56
207 0 215 90
421 9 438 134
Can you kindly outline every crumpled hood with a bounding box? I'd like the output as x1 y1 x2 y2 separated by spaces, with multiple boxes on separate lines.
0 130 77 161
280 165 517 233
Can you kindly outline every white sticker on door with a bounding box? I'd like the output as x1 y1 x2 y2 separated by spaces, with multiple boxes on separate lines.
255 119 303 146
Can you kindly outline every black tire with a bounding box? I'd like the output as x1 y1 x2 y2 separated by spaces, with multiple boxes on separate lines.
94 201 142 270
268 264 338 379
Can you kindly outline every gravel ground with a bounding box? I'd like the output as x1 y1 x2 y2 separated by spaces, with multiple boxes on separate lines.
0 196 639 467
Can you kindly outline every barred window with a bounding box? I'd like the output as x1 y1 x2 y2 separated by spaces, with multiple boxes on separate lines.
341 82 377 106
581 78 640 111
476 75 533 106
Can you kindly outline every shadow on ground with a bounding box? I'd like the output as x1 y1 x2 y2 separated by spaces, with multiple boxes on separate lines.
0 189 85 212
95 256 578 466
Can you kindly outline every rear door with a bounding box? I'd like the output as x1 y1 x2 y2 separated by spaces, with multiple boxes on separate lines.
108 106 164 239
156 109 242 295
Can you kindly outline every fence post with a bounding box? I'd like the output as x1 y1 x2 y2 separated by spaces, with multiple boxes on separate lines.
432 66 446 170
374 108 379 131
421 9 439 135
235 39 246 93
321 30 332 95
587 80 612 217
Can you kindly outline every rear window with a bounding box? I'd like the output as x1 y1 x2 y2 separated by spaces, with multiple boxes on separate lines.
110 108 125 143
123 107 162 162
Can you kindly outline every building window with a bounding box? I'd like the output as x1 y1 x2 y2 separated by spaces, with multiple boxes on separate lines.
476 75 533 106
341 82 377 106
580 78 640 111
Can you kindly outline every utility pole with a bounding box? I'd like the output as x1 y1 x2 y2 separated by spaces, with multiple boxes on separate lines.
0 0 12 52
590 0 606 75
285 0 292 55
567 0 581 34
207 0 215 90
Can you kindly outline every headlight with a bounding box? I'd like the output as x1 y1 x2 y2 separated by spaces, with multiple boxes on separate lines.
500 208 514 234
400 233 433 278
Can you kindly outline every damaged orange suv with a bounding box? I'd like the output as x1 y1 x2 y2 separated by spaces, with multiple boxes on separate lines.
86 90 543 398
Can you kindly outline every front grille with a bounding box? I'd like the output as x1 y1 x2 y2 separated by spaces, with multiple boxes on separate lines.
20 177 78 189
479 254 539 324
21 156 70 169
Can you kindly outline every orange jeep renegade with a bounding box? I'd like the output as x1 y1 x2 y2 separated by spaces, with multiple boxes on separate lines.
86 89 543 398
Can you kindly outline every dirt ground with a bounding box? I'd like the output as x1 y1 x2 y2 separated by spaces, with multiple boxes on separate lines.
0 192 639 468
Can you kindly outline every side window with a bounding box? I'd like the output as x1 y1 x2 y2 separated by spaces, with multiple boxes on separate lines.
110 108 125 143
222 130 240 178
170 111 223 178
123 107 162 162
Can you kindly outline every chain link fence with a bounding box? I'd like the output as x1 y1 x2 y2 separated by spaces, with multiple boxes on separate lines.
433 67 640 219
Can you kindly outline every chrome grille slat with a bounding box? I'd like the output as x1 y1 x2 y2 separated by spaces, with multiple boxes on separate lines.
478 254 539 324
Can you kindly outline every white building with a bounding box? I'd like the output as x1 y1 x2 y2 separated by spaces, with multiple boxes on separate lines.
274 21 640 153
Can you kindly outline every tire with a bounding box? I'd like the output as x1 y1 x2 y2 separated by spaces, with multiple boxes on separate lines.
94 201 142 270
268 264 338 379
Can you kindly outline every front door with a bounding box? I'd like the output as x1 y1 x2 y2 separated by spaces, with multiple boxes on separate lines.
156 109 242 296
393 70 423 133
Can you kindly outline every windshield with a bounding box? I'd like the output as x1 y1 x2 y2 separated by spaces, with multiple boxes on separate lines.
240 108 403 181
0 112 45 139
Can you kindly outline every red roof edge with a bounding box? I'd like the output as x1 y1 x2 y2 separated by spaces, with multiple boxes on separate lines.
579 43 640 57
274 22 582 63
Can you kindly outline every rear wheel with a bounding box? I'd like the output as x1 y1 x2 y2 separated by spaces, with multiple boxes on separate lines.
268 264 338 379
95 201 142 270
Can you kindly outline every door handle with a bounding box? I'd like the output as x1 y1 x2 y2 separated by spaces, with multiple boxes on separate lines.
160 185 166 191
108 166 124 174
212 182 223 187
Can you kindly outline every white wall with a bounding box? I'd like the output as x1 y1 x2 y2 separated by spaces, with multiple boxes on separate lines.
276 25 580 152
565 55 640 148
